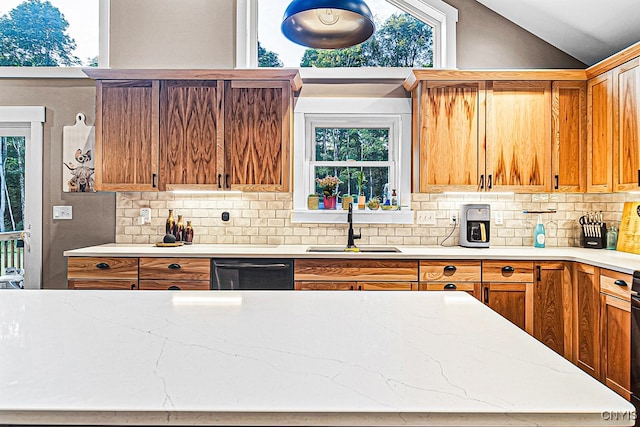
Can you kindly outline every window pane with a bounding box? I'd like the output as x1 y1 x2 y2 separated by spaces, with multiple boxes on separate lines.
315 128 389 162
315 166 389 199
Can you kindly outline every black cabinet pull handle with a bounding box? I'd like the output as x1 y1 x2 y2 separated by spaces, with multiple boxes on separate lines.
130 283 136 290
168 263 181 270
217 174 222 189
225 174 230 189
443 283 457 290
614 279 627 287
443 265 457 273
168 285 181 290
536 265 541 281
488 174 493 189
637 169 640 187
554 175 559 190
152 173 157 188
502 266 515 274
484 287 489 304
479 174 485 189
96 262 110 269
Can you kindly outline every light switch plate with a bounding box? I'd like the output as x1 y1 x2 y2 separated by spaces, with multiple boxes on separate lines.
53 206 72 220
495 212 504 225
416 211 436 225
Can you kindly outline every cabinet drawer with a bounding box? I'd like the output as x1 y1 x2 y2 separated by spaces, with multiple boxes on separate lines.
294 259 418 282
359 282 416 291
420 261 481 282
482 261 533 282
139 280 210 291
139 258 210 280
68 279 138 290
68 257 138 280
421 282 479 292
295 281 356 291
600 269 632 301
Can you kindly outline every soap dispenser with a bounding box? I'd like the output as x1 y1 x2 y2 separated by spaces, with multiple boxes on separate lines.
534 214 546 248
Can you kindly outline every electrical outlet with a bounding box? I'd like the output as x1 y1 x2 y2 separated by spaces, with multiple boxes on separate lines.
53 205 72 220
450 211 458 225
416 211 436 225
495 211 504 225
139 208 151 224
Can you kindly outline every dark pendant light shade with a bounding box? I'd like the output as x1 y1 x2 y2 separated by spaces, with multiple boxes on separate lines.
281 0 375 49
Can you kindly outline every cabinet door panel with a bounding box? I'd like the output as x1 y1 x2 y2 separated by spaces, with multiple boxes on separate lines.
533 263 572 359
613 59 640 192
574 264 600 378
97 80 159 191
160 80 223 190
139 257 211 281
225 80 290 191
552 81 586 192
69 279 137 290
486 81 551 192
600 294 631 399
419 82 486 192
587 72 613 192
295 281 356 290
483 283 527 330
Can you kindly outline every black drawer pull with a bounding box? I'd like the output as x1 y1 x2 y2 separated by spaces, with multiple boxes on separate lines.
501 266 515 274
168 263 182 270
443 265 457 273
130 283 136 290
168 285 181 290
443 284 457 290
614 279 627 287
96 262 110 269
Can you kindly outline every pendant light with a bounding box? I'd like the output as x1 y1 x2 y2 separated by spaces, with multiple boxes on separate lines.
281 0 375 49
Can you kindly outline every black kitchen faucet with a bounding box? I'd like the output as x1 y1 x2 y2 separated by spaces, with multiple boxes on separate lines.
347 202 361 250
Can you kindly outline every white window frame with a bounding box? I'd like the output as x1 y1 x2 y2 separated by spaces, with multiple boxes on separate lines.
237 0 457 69
292 98 413 224
0 106 45 289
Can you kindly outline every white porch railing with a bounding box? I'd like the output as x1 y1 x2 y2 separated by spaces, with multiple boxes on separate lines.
0 231 24 274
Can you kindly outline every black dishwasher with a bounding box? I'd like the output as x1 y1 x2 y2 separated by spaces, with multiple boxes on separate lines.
211 259 294 290
632 271 640 425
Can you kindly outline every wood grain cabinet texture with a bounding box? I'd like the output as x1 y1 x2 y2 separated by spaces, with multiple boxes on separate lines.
599 269 632 399
293 259 419 291
67 257 139 290
552 81 586 192
139 257 211 291
419 260 481 299
481 261 534 333
587 71 614 192
613 58 640 192
95 80 159 191
532 262 573 359
573 263 601 378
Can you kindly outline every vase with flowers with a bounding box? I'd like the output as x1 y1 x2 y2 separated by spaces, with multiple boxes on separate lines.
316 175 342 210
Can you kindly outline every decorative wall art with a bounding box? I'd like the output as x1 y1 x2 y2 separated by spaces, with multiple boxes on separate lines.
62 113 95 193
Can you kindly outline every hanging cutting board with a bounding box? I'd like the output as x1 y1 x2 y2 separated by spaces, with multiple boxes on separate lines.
62 113 95 192
615 201 640 254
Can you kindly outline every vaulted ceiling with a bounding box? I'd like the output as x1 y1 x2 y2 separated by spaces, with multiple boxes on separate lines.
476 0 640 65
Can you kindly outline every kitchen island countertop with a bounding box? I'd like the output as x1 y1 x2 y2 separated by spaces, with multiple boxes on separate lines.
0 289 635 426
65 244 640 274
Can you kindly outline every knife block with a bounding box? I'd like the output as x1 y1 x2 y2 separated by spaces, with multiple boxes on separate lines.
582 224 606 249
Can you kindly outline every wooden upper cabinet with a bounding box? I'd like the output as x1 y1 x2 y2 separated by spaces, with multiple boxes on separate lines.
613 58 640 192
224 80 291 192
485 81 552 192
587 71 614 192
160 80 224 190
418 81 486 192
95 80 159 191
552 81 586 192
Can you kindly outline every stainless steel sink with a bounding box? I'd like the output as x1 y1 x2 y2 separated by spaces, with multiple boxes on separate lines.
306 246 401 253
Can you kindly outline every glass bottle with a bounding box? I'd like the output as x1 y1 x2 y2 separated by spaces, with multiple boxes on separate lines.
175 215 184 241
165 209 176 235
391 189 398 207
606 225 618 250
185 221 194 244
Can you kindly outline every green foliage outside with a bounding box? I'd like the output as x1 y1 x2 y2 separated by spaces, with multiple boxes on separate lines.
314 128 390 199
258 42 284 67
301 13 433 68
0 0 80 66
1 137 25 232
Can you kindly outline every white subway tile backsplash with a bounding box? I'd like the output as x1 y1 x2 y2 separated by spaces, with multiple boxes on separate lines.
115 192 633 247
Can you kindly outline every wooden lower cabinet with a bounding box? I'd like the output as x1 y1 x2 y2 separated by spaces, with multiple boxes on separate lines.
139 280 210 291
599 268 632 399
419 261 481 298
139 257 210 290
420 282 481 299
294 259 419 290
481 283 532 332
574 263 601 378
533 262 573 359
67 257 139 290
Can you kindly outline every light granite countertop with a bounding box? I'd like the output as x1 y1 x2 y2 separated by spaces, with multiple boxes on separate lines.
65 244 640 274
0 290 635 426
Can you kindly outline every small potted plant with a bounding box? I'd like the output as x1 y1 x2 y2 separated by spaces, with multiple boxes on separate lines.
316 175 342 210
356 171 367 210
341 194 354 210
367 196 381 210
